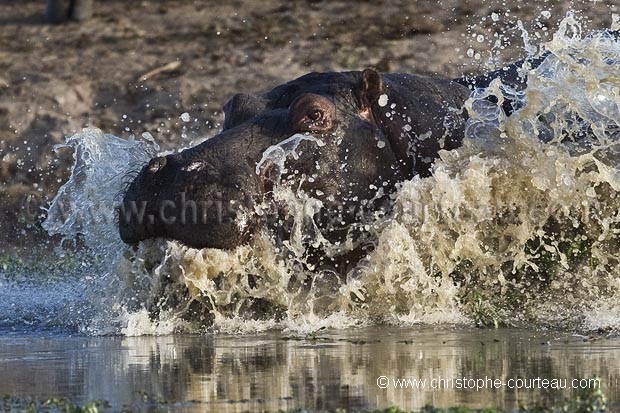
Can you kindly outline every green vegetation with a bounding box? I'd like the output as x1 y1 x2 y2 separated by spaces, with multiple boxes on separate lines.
1 385 607 413
0 253 93 281
334 408 504 413
455 215 611 329
1 396 109 413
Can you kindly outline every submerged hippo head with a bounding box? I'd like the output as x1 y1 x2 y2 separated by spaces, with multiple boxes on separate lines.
119 69 471 250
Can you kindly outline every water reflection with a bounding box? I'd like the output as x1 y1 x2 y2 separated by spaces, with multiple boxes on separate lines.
0 328 618 412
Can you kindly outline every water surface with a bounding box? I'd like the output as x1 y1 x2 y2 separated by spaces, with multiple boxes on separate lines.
0 327 617 412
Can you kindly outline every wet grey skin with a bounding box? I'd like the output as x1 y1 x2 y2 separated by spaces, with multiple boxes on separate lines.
118 64 536 251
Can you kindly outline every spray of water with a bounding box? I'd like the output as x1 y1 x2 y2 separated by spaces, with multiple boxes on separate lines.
35 14 620 335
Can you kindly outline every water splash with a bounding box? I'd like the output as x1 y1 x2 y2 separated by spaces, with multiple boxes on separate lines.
33 15 620 335
42 128 158 255
255 133 325 176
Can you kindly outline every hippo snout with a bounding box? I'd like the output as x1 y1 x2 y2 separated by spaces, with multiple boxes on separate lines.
118 144 262 249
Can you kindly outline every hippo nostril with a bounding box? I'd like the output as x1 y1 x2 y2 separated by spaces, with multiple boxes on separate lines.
147 156 167 174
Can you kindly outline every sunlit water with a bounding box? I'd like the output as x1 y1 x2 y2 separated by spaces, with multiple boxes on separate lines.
1 12 620 411
0 328 617 412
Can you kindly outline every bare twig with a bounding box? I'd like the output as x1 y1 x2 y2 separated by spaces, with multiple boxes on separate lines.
138 61 182 82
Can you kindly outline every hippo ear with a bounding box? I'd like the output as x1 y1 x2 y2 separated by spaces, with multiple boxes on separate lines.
223 93 268 130
358 69 383 120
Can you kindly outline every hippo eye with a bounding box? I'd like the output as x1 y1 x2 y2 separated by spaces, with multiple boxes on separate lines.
307 109 323 122
290 94 335 133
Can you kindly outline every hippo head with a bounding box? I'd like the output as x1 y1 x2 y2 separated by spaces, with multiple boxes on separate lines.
119 69 469 251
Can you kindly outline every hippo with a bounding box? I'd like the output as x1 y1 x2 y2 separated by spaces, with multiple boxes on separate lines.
118 60 537 260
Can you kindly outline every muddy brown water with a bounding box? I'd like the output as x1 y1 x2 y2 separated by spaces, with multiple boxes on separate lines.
0 327 618 412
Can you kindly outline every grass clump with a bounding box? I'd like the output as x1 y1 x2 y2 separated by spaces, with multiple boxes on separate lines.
1 395 110 413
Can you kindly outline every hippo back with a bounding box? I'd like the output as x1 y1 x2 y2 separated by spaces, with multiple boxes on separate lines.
375 73 471 177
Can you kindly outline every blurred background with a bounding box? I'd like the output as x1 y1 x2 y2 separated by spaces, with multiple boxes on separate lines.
0 0 617 252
